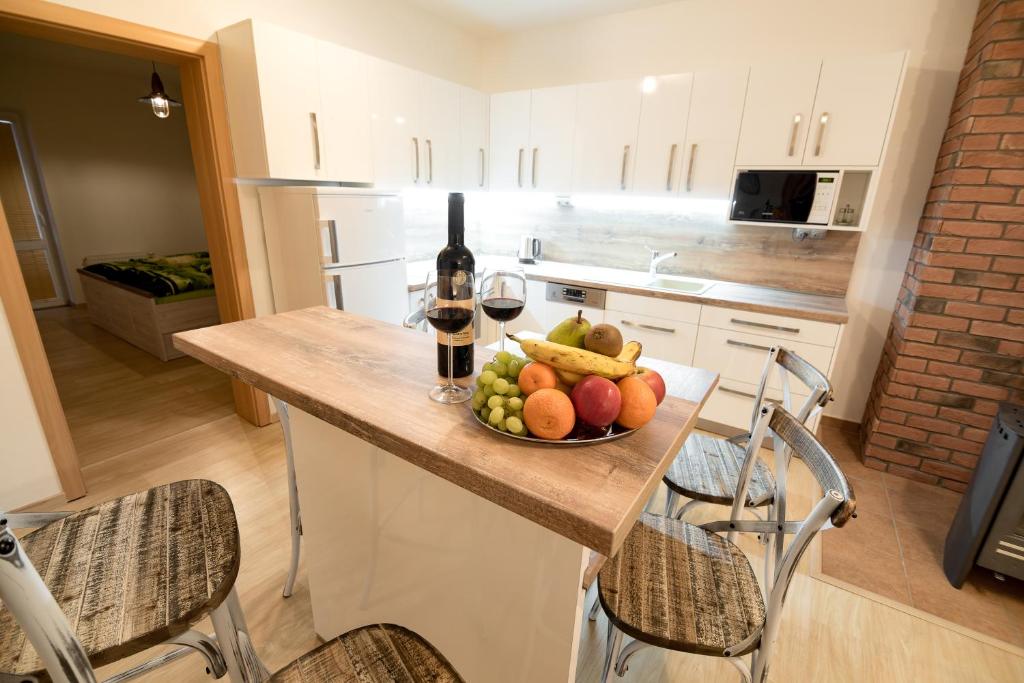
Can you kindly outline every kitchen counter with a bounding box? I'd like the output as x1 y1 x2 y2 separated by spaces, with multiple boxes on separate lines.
173 307 717 682
407 255 849 325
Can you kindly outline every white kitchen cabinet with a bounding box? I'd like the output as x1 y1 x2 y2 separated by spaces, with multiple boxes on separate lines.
735 60 822 167
506 279 548 335
460 87 489 190
317 41 373 184
698 305 840 347
692 326 833 392
420 75 462 189
805 52 905 166
489 90 531 191
572 79 643 193
368 58 422 189
527 85 577 193
632 74 692 195
680 67 749 199
218 20 326 181
603 309 698 366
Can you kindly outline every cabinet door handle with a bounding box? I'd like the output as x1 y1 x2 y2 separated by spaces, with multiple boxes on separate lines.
517 147 524 188
685 143 697 193
620 144 631 190
532 147 539 188
426 139 433 184
814 112 829 157
479 148 485 187
730 318 800 334
720 386 758 400
665 143 678 191
787 114 802 157
310 112 321 171
621 319 676 334
727 338 773 352
412 137 420 182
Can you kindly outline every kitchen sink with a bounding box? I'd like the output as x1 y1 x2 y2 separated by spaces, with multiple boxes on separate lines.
645 275 713 295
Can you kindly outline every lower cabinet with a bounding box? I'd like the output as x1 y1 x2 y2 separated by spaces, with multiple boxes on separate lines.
603 309 698 367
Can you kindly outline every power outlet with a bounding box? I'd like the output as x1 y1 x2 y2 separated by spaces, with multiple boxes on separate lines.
792 228 827 241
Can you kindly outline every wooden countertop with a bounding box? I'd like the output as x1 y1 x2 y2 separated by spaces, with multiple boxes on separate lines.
406 257 849 324
173 307 717 557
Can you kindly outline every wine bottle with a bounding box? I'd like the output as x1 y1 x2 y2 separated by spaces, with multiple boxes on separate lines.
436 192 475 378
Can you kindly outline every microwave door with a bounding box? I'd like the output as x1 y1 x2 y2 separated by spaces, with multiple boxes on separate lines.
730 171 817 223
322 259 409 326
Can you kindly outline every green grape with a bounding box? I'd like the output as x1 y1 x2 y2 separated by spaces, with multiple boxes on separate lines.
497 418 509 432
472 391 486 411
507 384 522 398
507 359 522 378
483 384 496 397
480 370 498 386
476 375 487 388
482 362 495 373
488 406 505 426
491 361 508 377
480 406 491 422
495 350 513 364
506 416 525 435
493 378 510 395
507 396 523 411
487 395 504 410
512 410 523 421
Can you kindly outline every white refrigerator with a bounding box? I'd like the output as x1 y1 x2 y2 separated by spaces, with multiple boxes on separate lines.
259 187 408 325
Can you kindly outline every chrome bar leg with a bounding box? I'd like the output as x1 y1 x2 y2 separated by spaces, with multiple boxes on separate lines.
727 655 752 683
209 588 270 683
167 630 228 679
615 638 651 676
663 488 679 518
601 623 623 683
673 498 705 521
588 594 602 621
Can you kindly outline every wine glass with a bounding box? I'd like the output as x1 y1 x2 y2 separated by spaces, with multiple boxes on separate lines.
480 268 527 353
424 269 475 404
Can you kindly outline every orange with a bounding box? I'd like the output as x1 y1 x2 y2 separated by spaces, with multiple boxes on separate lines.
616 376 657 429
523 388 576 440
518 361 558 396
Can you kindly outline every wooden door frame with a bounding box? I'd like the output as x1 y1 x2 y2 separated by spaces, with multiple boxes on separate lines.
0 0 272 501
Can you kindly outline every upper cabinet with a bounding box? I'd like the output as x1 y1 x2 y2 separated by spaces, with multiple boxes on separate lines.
736 53 904 167
317 42 374 184
806 52 905 166
528 86 577 193
572 80 643 193
632 74 692 195
681 68 749 199
368 58 422 189
460 87 489 190
419 75 462 189
489 90 531 191
735 60 821 167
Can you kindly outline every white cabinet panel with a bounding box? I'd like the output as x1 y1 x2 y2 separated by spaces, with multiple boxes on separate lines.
572 79 643 193
693 326 833 390
698 305 840 347
317 42 373 184
420 75 462 189
460 87 489 190
735 60 821 167
806 52 904 166
681 67 749 199
528 85 577 193
633 74 691 195
605 291 701 324
489 90 531 191
700 378 808 432
506 278 548 335
603 310 697 365
369 58 422 189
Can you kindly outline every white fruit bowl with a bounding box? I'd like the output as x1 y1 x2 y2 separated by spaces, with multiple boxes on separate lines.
469 405 637 446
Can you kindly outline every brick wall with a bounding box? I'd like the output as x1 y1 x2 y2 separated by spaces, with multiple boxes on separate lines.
861 0 1024 492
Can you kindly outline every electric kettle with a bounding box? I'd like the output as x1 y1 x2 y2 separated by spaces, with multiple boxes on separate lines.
518 235 542 264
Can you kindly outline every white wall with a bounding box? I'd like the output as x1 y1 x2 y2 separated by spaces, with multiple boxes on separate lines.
0 298 61 509
477 0 979 421
0 36 208 303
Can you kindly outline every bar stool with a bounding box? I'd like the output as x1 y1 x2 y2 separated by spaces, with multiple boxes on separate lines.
596 404 856 683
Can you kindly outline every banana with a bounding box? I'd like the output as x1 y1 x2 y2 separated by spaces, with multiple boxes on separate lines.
616 341 642 364
508 334 636 380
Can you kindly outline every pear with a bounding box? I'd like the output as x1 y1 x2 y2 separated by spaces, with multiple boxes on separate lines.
546 309 591 348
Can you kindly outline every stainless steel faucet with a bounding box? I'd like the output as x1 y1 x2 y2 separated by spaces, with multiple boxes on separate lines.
648 247 678 278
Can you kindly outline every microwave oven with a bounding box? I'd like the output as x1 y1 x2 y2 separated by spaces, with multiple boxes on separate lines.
730 170 839 226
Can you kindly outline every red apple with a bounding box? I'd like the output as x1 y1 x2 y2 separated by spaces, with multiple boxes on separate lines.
571 375 622 427
635 367 667 405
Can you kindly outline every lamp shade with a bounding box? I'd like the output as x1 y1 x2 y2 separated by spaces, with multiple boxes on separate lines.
138 67 182 119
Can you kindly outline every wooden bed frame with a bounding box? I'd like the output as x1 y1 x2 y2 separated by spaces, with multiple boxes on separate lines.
77 269 220 361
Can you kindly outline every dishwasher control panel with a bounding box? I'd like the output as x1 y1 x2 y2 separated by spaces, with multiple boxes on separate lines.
545 281 606 309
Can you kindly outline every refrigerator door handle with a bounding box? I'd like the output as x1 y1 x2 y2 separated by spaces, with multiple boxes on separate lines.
324 272 344 310
319 219 340 266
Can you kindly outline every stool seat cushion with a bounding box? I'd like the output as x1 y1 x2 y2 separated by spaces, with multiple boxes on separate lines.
663 433 775 507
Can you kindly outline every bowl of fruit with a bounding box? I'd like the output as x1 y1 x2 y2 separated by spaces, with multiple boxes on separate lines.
470 311 668 445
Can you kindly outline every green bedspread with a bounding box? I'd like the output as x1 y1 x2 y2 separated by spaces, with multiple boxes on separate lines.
82 252 215 301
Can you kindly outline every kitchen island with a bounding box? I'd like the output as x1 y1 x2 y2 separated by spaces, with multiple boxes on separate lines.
174 307 717 683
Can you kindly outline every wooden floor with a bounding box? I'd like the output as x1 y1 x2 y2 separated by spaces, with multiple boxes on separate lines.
24 306 1024 682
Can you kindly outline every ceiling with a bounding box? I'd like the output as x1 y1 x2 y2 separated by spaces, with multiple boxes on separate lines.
405 0 678 35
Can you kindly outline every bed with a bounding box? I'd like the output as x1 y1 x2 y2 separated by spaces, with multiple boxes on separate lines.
77 252 220 361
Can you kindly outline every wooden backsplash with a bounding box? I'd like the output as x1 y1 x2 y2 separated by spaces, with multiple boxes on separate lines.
404 194 860 297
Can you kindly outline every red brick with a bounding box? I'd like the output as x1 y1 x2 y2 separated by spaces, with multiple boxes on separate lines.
916 282 981 301
973 113 1024 131
1015 98 1024 112
930 433 986 455
926 252 993 269
929 236 967 252
915 266 956 284
999 339 1024 355
900 341 961 361
949 185 1014 202
892 370 952 391
880 395 940 417
939 220 1004 237
887 382 919 399
876 421 931 441
950 452 980 469
920 460 974 483
967 238 1024 256
956 270 1018 288
980 288 1024 304
865 445 922 468
952 168 991 184
972 97 1011 114
927 360 985 380
1004 224 1024 238
992 40 1024 59
907 415 963 435
977 204 1024 221
971 319 1024 340
1009 309 1024 323
879 408 908 424
944 301 1008 320
904 328 938 343
964 426 992 442
939 406 996 429
943 480 969 493
960 150 1024 167
965 133 1002 150
951 378 1011 399
926 202 976 219
894 356 928 372
908 313 970 331
993 256 1024 272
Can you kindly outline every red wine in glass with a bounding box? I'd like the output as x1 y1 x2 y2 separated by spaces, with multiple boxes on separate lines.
481 297 525 322
480 268 527 352
426 307 475 333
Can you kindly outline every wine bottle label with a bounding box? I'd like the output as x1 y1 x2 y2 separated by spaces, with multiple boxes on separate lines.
435 296 474 346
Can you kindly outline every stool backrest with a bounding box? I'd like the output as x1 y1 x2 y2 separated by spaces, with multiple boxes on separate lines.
747 346 832 436
0 523 97 683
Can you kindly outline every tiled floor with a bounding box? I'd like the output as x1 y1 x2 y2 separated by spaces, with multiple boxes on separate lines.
818 422 1024 648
